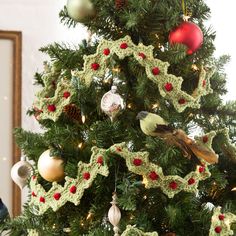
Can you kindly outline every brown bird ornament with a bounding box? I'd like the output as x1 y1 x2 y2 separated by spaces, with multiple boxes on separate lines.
136 111 218 164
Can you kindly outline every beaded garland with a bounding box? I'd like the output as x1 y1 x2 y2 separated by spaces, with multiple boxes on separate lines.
73 35 214 112
209 207 236 236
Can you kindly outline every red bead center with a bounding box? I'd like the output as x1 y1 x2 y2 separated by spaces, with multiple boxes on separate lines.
47 104 56 112
70 185 77 194
199 166 205 173
152 67 160 75
169 181 178 190
188 178 195 185
202 135 208 143
63 91 71 99
39 197 45 203
218 214 225 221
91 63 100 70
54 193 61 201
149 171 159 180
178 98 186 104
103 48 110 55
120 43 128 49
133 158 143 166
138 52 146 59
83 172 91 180
97 156 104 165
165 83 173 92
215 226 222 233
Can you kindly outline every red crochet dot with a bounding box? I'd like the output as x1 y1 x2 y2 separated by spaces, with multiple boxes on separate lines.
91 63 100 70
70 185 77 194
103 48 110 55
215 226 222 233
202 80 206 87
39 197 45 203
32 192 37 197
188 178 195 185
83 172 90 180
178 98 186 104
199 166 205 173
133 158 143 166
97 156 103 165
138 52 146 59
169 181 178 190
202 135 208 143
47 104 56 112
116 147 122 152
164 83 173 92
218 214 225 221
152 67 160 75
63 91 71 99
120 43 128 49
32 176 36 180
149 171 159 181
54 193 61 201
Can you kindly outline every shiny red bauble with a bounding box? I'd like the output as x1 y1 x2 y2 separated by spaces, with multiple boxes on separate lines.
169 21 203 55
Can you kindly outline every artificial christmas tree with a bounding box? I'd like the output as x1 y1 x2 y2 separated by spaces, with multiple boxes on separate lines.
1 0 236 235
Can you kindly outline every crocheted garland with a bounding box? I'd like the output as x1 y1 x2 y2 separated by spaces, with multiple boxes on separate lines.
29 147 109 215
34 78 77 122
33 62 77 122
209 207 236 235
108 142 211 198
29 131 215 214
121 225 158 236
217 128 236 162
27 207 236 236
73 35 214 112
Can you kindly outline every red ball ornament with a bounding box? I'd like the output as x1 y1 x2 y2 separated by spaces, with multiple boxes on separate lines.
169 21 203 55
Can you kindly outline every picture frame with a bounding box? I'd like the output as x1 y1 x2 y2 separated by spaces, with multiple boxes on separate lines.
0 30 22 217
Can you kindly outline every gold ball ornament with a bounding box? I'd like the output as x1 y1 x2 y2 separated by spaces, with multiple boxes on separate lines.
67 0 95 22
37 150 65 182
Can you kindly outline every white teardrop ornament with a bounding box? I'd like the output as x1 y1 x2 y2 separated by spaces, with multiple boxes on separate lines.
11 156 32 189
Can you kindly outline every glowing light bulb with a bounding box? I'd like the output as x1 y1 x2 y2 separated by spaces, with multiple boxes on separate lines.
82 115 86 123
86 212 92 220
231 187 236 191
78 143 83 149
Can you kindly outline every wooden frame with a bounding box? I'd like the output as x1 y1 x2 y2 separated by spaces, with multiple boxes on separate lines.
0 30 22 216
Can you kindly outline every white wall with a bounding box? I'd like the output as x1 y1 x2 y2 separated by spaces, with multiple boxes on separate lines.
0 0 87 210
206 0 236 101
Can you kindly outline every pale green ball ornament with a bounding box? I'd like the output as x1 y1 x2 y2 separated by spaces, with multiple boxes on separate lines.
67 0 95 22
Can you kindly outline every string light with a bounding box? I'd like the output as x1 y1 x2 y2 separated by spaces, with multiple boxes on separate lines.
82 115 86 123
127 103 133 109
191 64 199 71
86 212 93 220
152 103 159 109
78 142 83 149
231 187 236 191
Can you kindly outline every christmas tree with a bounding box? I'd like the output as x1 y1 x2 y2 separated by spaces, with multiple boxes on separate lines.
1 0 236 235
